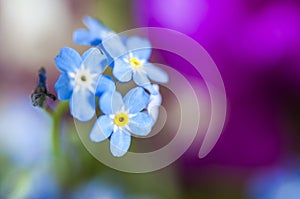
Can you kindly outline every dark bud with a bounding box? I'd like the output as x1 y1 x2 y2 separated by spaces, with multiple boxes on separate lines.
31 67 56 107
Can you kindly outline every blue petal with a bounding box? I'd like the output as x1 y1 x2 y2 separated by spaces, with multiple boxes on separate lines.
82 48 107 73
123 87 150 114
90 38 102 46
147 85 162 124
99 91 123 114
55 47 81 73
133 71 150 86
83 16 112 37
126 36 152 60
74 17 114 47
128 112 153 136
83 16 104 32
102 34 127 58
110 128 131 157
148 107 160 125
73 29 95 46
144 63 169 83
96 75 116 96
98 43 114 67
112 58 133 82
70 89 95 121
54 73 73 100
90 115 113 142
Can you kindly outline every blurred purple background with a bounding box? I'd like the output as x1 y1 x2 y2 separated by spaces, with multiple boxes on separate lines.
134 0 300 160
133 0 300 197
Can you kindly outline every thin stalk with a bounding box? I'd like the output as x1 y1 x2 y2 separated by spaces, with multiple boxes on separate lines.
45 101 69 157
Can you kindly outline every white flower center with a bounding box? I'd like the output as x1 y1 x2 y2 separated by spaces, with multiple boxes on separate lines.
69 66 98 93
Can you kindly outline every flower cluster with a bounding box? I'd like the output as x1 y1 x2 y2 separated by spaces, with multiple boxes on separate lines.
54 16 168 157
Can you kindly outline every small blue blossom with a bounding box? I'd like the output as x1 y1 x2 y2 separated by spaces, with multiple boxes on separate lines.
102 36 169 91
55 47 115 121
73 16 117 67
90 87 153 157
73 16 115 46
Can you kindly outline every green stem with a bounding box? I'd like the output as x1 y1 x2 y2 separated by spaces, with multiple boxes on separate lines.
46 101 69 157
52 114 60 157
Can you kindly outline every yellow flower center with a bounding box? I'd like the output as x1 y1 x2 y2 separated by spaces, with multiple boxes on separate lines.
129 57 142 68
113 112 129 127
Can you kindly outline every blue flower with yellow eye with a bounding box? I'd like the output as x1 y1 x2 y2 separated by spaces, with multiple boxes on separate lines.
73 16 115 46
90 87 153 157
102 36 169 92
54 47 115 121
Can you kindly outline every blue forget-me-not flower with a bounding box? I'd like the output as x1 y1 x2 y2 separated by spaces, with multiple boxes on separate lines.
54 47 114 121
73 16 118 67
102 35 169 91
49 16 169 158
73 16 115 46
90 87 153 157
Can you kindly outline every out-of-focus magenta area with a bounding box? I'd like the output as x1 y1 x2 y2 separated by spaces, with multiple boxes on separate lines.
0 0 300 198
